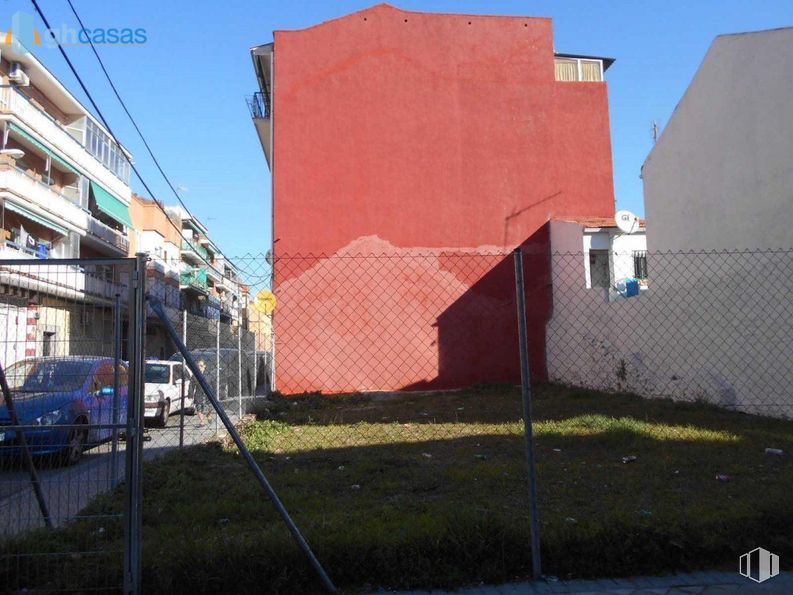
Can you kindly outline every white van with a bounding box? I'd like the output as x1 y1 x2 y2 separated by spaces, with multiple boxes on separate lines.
144 360 194 427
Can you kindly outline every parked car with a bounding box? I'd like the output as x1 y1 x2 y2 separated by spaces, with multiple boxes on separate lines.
144 360 193 427
0 356 128 466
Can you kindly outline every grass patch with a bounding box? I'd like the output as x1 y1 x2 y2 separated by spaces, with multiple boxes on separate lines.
2 384 792 593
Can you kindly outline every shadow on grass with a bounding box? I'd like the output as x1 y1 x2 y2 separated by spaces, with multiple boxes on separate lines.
3 398 792 594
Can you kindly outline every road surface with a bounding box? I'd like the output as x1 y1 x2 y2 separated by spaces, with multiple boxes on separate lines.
0 412 233 536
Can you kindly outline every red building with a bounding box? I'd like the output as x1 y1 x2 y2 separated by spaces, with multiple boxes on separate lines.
250 3 616 394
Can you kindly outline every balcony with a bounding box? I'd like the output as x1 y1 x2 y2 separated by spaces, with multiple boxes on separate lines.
247 91 272 168
0 241 127 303
180 267 209 294
220 299 240 322
247 92 270 119
85 216 129 255
0 162 88 234
181 238 209 262
0 85 130 200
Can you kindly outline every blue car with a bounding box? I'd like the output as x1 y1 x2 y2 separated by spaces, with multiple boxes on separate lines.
0 357 128 466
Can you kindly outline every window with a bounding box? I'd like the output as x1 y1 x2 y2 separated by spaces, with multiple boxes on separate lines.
589 250 610 288
42 331 55 357
554 57 603 82
554 59 578 81
580 60 603 82
85 119 130 184
145 363 171 384
633 251 648 280
92 363 116 392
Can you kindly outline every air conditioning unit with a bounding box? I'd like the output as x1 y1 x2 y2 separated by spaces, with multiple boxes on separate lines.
8 63 30 87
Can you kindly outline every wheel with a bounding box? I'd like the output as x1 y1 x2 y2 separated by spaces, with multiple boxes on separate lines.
61 423 87 466
154 399 170 428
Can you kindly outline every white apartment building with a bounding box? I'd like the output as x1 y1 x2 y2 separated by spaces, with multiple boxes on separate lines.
0 40 135 362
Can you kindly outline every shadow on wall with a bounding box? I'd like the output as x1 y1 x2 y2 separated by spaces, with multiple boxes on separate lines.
273 224 553 394
404 224 552 390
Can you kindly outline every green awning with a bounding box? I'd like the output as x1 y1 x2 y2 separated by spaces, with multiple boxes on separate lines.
8 122 80 176
3 200 69 236
90 181 134 229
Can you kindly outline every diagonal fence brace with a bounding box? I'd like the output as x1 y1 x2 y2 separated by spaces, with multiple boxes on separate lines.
0 360 52 528
146 295 337 594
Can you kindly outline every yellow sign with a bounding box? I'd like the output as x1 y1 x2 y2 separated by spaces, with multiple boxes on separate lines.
254 290 277 315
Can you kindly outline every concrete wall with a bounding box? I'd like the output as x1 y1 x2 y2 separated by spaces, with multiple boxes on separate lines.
270 4 615 393
643 28 793 251
546 220 793 418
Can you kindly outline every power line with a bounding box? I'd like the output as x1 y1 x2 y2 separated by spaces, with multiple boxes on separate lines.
63 0 198 222
29 0 220 275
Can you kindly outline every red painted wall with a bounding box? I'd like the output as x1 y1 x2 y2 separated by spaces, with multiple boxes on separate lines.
271 4 615 394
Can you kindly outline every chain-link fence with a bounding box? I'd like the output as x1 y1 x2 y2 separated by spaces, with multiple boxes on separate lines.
0 257 144 593
546 250 793 417
2 249 793 593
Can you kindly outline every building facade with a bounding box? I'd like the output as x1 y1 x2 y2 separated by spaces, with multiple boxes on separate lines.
0 39 249 366
1 39 134 363
165 205 246 326
250 3 618 393
643 27 793 252
545 27 793 418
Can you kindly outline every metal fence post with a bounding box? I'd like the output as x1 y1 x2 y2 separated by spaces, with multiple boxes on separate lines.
110 292 122 488
237 324 243 418
271 317 276 393
179 308 186 448
513 247 542 579
253 342 258 397
215 318 220 434
123 254 146 595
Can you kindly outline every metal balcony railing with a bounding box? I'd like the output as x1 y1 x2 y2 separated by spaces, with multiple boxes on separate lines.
87 216 129 254
180 268 209 292
247 91 271 119
181 238 210 261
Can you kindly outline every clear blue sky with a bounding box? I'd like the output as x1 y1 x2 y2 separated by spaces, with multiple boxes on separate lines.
5 0 791 257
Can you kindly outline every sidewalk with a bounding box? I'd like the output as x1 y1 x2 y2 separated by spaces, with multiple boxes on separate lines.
382 570 791 594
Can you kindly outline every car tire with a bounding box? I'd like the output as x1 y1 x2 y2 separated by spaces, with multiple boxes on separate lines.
155 400 169 428
62 423 87 467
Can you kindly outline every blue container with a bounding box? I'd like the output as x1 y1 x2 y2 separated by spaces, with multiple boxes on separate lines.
625 278 640 297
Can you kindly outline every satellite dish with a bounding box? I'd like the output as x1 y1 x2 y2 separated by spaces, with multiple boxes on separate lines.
615 210 640 234
0 148 25 159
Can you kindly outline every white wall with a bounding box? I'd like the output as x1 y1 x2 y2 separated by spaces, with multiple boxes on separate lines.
582 228 647 289
643 28 793 251
546 220 793 418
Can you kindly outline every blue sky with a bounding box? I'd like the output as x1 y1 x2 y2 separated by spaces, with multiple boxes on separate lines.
4 0 791 257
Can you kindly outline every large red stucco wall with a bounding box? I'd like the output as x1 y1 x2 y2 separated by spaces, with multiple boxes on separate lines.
271 4 615 394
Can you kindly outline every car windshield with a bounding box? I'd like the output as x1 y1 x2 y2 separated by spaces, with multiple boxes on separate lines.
145 364 171 384
4 359 94 397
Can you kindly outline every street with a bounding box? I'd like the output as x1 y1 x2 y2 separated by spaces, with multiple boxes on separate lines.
0 413 231 536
